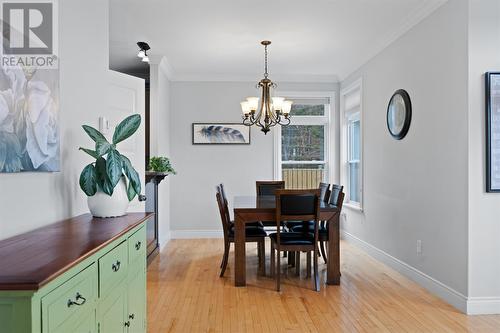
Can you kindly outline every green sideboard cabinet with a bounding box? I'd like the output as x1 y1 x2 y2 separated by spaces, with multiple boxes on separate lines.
0 213 152 333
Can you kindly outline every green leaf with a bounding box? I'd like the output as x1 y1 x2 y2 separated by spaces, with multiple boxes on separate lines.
106 149 123 188
127 181 137 201
79 147 99 159
148 156 176 174
95 157 114 195
82 125 107 143
79 164 97 196
113 114 141 145
96 141 112 157
121 154 141 194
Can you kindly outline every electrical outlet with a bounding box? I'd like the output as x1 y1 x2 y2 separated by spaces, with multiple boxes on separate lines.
416 240 422 254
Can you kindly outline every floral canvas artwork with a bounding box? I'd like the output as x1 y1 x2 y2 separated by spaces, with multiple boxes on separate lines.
0 65 59 172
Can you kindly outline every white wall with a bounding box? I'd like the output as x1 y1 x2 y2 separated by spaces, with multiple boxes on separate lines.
168 81 336 236
467 0 500 312
150 58 173 247
0 0 110 239
340 0 469 307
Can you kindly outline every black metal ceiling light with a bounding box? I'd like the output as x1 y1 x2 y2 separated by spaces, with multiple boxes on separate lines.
137 42 150 62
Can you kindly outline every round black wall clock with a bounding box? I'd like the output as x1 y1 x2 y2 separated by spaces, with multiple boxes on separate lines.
387 89 412 140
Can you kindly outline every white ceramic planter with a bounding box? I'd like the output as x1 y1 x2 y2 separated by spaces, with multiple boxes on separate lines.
87 178 129 218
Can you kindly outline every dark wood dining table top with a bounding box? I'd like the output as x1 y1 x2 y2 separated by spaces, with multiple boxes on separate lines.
233 195 340 212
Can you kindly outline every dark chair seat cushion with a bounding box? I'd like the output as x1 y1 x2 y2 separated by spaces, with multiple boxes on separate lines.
229 221 264 228
290 224 329 242
229 225 267 237
269 232 314 245
285 220 314 229
290 224 327 234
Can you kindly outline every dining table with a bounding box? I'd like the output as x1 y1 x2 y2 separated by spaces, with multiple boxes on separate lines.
233 195 341 287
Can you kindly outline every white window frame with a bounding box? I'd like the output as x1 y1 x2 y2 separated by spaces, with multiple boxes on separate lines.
273 91 335 186
340 78 363 211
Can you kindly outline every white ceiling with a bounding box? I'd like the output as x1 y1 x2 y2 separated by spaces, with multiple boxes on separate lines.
109 0 447 82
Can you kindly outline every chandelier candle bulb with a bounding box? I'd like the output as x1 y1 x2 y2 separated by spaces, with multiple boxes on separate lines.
137 50 145 58
246 97 259 111
272 97 285 112
282 100 293 115
240 101 250 115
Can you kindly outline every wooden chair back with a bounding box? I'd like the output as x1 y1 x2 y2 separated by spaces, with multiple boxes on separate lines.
319 182 330 203
275 189 321 245
329 184 345 208
215 185 231 240
256 181 285 196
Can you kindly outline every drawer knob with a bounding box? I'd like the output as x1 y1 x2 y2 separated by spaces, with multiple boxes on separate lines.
135 241 141 251
124 321 131 327
112 260 121 272
67 292 86 307
129 313 135 320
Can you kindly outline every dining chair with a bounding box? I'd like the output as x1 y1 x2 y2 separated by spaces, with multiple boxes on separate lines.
285 182 330 230
256 181 286 228
269 189 321 291
256 180 285 196
216 185 267 277
290 184 344 264
220 183 263 228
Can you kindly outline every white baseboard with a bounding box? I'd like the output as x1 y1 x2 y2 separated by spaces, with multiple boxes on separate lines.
170 229 223 239
159 231 171 251
341 230 468 313
467 297 500 315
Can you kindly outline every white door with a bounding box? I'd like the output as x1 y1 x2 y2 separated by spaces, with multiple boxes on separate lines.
107 70 145 212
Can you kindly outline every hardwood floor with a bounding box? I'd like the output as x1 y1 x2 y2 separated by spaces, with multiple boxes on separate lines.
147 239 500 332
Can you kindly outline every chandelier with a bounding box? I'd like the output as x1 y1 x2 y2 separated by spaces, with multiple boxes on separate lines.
240 41 293 134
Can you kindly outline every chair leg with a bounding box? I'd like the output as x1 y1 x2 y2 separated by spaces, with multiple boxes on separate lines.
288 251 295 267
270 241 275 278
277 249 281 292
220 241 230 278
306 251 311 278
295 252 301 276
259 240 266 276
320 241 328 264
313 248 320 292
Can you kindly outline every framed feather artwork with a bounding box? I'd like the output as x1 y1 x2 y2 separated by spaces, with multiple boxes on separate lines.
192 123 251 145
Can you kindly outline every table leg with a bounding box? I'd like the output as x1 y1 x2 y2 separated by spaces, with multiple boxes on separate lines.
326 213 340 285
234 213 246 286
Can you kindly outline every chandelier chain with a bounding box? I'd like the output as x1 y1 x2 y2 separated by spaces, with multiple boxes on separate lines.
264 44 268 79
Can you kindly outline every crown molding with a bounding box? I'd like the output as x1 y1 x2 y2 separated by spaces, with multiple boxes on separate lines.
170 72 339 83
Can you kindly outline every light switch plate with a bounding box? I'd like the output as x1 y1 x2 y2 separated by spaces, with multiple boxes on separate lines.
99 116 110 134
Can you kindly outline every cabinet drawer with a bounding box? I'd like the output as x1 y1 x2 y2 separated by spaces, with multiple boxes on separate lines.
128 226 146 264
42 263 97 332
99 241 128 298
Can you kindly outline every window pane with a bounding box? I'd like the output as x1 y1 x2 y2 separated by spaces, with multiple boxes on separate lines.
282 163 325 189
290 104 325 116
282 125 325 161
350 120 360 160
349 162 360 202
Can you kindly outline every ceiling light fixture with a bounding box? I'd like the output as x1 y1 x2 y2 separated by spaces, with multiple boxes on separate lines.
137 41 150 62
240 41 292 134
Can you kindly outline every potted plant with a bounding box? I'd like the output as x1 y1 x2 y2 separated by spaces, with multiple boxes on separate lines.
147 156 176 174
79 114 142 217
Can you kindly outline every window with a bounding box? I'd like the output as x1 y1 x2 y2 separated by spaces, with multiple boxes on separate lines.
274 94 333 189
341 80 362 209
